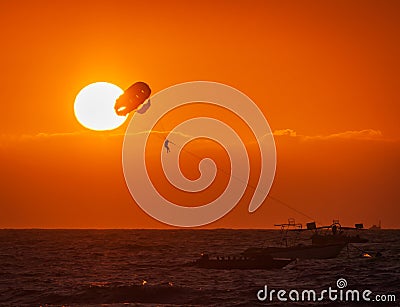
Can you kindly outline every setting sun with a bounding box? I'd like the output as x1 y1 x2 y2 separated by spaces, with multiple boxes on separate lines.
74 82 126 131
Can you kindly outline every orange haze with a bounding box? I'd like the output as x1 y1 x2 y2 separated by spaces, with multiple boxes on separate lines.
1 0 399 228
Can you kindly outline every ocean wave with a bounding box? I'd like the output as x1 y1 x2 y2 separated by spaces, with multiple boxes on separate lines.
8 284 199 306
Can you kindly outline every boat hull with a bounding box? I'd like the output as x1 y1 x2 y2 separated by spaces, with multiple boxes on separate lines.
312 234 368 245
243 243 346 260
195 256 293 270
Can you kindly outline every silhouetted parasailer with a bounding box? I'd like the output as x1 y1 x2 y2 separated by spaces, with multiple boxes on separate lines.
114 82 151 116
164 139 175 153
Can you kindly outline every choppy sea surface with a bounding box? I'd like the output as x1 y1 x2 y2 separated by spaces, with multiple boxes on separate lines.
0 229 399 307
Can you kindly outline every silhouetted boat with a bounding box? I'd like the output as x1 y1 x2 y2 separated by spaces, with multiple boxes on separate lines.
243 219 349 260
369 220 381 230
310 221 368 246
195 254 294 270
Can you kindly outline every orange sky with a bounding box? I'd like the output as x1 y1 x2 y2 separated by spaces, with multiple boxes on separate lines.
1 0 399 228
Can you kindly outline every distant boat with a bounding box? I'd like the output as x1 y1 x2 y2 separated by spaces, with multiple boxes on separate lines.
195 253 294 270
369 220 381 230
243 219 347 260
243 219 369 260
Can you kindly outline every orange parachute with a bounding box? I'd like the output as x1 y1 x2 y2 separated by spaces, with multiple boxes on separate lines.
114 82 151 116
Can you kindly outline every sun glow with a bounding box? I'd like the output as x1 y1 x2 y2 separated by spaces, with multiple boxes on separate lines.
74 82 126 131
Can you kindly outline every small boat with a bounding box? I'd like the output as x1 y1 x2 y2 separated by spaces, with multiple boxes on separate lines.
243 219 349 260
195 254 294 270
310 221 368 246
369 220 381 230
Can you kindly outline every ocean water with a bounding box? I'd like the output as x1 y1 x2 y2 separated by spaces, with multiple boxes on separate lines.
0 229 399 307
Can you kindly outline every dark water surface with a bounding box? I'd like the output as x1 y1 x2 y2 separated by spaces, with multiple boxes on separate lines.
0 229 399 306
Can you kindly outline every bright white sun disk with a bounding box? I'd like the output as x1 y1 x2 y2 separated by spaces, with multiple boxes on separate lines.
74 82 126 131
